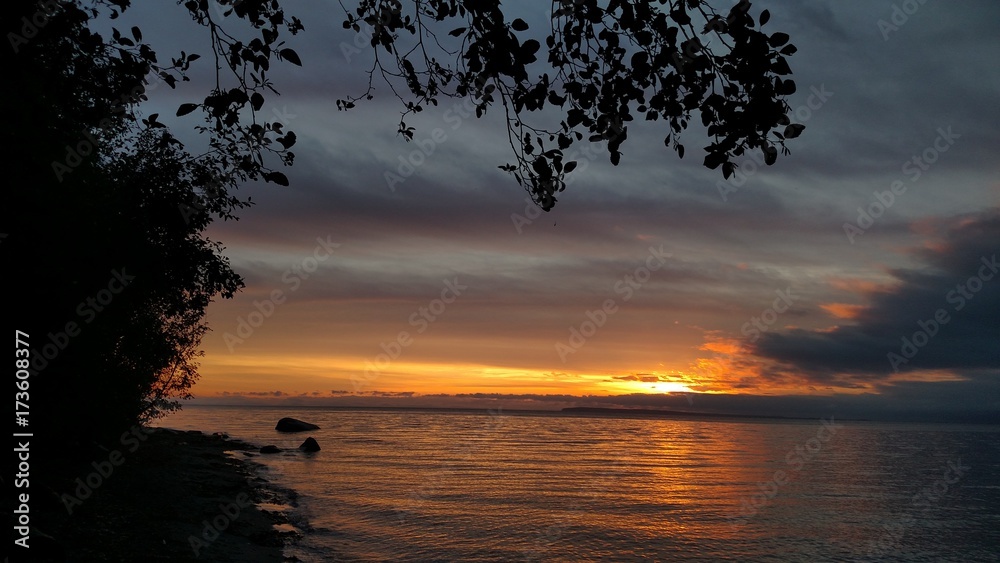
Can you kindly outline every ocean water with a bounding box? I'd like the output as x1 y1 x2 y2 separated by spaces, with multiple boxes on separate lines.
161 406 1000 562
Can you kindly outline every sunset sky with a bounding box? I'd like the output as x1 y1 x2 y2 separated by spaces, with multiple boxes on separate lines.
125 1 998 420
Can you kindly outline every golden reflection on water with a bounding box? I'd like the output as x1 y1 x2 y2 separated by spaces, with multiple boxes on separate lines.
162 407 999 562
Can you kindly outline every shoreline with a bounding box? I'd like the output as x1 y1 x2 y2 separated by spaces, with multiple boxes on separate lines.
30 427 297 562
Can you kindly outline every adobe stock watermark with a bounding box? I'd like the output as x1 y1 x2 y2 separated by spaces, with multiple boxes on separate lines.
877 0 932 41
224 236 340 351
717 84 833 202
729 417 843 522
740 287 798 342
510 195 547 234
522 459 627 562
396 407 506 524
7 0 63 54
188 492 254 557
384 128 448 192
887 253 997 372
179 106 298 223
844 126 959 244
555 245 671 362
50 66 175 182
385 74 492 192
352 277 468 390
866 458 969 557
25 268 135 375
59 426 153 514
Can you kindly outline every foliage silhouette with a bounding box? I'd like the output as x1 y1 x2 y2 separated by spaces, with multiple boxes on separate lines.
164 0 803 209
331 0 804 209
6 0 247 457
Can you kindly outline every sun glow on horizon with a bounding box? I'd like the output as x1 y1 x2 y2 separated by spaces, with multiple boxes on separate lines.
193 350 726 397
193 331 955 400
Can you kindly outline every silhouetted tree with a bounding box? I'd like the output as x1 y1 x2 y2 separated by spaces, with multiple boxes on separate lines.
5 0 248 454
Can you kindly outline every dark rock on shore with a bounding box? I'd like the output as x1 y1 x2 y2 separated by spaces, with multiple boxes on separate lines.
299 437 321 452
260 445 282 454
275 417 320 432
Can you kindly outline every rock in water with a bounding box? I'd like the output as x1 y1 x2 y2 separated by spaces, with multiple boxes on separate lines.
299 437 321 452
260 445 282 454
275 417 320 432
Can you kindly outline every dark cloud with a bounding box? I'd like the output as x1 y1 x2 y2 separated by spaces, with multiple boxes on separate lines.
752 209 1000 381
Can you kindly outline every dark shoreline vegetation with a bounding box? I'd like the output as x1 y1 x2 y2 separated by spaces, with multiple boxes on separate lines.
30 428 296 562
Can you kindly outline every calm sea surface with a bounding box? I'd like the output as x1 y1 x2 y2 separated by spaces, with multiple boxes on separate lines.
160 406 1000 562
